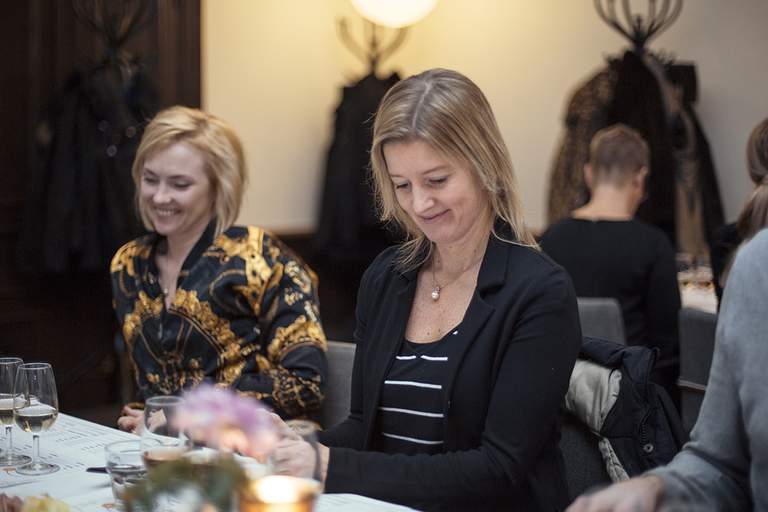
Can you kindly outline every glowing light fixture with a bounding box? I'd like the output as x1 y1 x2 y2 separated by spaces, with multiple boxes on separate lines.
350 0 437 28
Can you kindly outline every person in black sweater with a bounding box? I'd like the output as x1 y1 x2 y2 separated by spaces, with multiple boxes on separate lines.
257 69 581 511
540 124 680 403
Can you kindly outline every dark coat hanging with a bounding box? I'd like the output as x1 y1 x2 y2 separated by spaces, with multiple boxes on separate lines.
17 62 157 274
315 72 400 267
548 50 724 252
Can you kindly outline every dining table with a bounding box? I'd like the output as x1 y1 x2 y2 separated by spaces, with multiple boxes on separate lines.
0 413 414 511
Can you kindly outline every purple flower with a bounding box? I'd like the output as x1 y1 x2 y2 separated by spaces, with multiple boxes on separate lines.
174 385 278 454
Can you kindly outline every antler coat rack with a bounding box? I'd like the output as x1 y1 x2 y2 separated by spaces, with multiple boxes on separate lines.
595 0 683 52
337 18 408 76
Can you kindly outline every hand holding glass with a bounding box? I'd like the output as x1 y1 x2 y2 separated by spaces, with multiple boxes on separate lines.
14 362 59 475
279 419 321 480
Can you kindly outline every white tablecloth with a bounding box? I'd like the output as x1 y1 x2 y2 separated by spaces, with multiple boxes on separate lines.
1 414 413 511
680 285 718 314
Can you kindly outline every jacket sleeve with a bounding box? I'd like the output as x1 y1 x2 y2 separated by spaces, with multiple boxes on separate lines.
322 266 581 506
316 259 376 449
648 237 759 510
235 244 328 419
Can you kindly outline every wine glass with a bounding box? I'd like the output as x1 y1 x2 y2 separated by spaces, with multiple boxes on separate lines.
676 252 694 288
14 362 59 475
140 395 189 471
0 357 31 467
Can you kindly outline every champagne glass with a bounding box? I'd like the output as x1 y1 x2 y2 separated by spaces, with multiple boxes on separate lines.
140 395 189 471
0 358 31 467
14 362 59 475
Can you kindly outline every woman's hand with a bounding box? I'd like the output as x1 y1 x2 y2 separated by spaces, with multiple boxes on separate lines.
266 414 329 482
216 412 284 463
117 405 144 433
567 476 665 512
272 438 329 482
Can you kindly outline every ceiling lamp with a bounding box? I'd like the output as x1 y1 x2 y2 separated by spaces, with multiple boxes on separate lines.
350 0 437 29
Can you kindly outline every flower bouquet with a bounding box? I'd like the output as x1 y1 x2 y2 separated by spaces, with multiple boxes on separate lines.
123 385 279 512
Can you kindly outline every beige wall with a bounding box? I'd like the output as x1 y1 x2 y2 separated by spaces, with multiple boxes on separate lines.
203 0 768 233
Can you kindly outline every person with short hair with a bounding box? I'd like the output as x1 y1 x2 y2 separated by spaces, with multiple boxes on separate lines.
540 124 680 403
111 106 327 432
262 69 581 511
567 226 768 512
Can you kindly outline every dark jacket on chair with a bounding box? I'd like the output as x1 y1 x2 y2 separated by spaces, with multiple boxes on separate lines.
579 337 686 476
319 228 582 511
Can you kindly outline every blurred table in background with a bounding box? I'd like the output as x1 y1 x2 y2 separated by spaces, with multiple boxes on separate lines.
677 253 717 314
680 284 717 314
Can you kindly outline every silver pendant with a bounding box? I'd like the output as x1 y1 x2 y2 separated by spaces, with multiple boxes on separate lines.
431 286 440 301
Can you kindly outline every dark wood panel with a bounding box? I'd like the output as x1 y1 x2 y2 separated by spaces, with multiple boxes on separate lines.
0 0 201 415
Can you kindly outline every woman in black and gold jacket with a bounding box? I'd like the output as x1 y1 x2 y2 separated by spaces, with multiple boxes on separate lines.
111 106 327 432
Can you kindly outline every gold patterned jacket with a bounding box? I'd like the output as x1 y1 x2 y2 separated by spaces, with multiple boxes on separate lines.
110 223 327 418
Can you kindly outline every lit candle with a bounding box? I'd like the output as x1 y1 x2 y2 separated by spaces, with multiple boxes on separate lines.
241 476 321 512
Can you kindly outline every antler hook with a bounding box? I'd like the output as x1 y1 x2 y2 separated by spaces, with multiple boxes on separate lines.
595 0 683 51
337 17 408 76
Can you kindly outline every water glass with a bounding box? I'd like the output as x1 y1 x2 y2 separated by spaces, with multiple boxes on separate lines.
106 440 146 509
140 395 189 471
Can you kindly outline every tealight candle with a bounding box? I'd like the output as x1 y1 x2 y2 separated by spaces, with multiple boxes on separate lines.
241 475 321 512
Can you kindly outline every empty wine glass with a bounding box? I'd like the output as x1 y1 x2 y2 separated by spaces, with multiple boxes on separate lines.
0 357 31 467
140 395 189 472
14 362 59 475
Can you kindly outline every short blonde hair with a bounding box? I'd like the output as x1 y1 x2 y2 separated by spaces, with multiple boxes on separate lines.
132 106 247 238
588 124 649 186
370 68 536 270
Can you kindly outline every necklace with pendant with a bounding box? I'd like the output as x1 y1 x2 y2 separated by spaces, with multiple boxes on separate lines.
430 250 483 302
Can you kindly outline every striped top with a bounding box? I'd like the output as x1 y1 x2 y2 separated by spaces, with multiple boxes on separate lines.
374 326 463 455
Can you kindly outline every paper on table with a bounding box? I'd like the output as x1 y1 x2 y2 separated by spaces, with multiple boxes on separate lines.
0 413 136 489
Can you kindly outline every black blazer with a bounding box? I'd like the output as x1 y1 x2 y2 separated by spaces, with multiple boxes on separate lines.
319 231 582 511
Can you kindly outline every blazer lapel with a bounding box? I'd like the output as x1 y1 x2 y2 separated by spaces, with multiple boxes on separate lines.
442 234 509 413
363 267 417 446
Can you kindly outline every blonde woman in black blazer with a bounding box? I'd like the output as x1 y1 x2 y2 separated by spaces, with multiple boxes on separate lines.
269 69 581 511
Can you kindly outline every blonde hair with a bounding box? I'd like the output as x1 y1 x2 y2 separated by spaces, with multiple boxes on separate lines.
588 124 649 186
737 117 768 240
370 68 536 270
132 106 247 238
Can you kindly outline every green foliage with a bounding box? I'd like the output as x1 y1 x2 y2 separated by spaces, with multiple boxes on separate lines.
124 455 249 512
